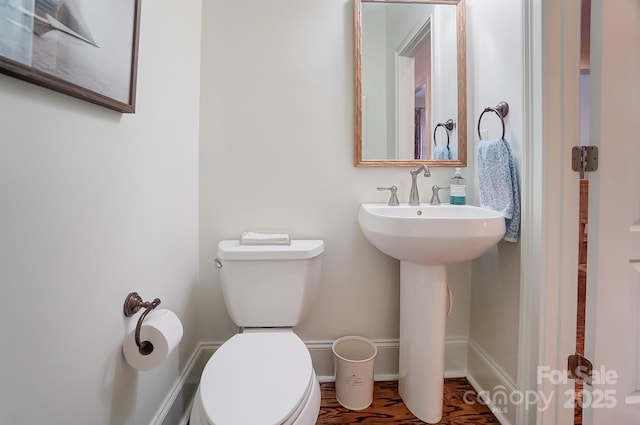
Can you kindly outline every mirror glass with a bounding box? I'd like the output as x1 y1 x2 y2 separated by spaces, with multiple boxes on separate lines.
354 0 466 167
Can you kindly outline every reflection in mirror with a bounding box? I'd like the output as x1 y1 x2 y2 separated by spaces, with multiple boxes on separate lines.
354 0 466 167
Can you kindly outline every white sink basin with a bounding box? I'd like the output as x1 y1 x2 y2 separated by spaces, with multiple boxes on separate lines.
358 203 505 265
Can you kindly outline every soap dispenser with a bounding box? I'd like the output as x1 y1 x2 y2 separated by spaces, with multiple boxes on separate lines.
450 168 466 205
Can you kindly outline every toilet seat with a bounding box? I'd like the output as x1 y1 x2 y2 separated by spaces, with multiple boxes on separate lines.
198 330 314 425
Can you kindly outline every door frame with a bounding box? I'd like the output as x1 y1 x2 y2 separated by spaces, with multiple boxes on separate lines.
517 0 582 424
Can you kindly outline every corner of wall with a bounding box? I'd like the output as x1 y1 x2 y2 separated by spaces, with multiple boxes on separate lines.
466 339 517 425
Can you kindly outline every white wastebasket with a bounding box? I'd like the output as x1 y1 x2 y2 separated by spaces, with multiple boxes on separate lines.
332 335 377 410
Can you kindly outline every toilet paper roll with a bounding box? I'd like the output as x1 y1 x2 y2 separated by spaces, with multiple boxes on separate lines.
123 309 183 371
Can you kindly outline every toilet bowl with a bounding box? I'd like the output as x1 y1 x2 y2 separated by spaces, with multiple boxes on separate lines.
189 330 320 425
189 239 324 425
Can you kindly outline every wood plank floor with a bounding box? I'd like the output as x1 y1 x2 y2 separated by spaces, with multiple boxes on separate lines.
317 379 500 424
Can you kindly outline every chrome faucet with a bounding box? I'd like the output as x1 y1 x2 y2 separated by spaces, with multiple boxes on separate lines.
408 164 431 205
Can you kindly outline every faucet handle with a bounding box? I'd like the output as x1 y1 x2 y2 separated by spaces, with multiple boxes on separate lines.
377 186 400 206
430 185 450 205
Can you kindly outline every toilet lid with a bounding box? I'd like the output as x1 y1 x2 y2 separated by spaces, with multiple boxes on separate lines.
199 331 313 425
217 240 324 261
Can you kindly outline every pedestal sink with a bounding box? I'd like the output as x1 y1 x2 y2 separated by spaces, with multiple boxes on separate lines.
357 203 505 423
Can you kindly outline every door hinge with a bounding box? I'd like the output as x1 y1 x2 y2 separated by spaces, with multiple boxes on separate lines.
572 146 598 177
568 353 593 385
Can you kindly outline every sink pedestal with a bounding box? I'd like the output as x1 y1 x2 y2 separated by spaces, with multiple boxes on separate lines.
398 262 447 424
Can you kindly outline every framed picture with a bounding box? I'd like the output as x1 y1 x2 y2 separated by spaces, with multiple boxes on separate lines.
0 0 141 113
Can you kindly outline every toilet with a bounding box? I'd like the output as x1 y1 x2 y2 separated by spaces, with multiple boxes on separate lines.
189 239 325 425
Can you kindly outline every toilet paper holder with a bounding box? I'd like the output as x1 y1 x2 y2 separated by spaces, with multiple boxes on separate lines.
123 292 161 356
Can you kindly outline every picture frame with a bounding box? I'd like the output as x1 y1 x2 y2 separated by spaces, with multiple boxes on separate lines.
0 0 142 113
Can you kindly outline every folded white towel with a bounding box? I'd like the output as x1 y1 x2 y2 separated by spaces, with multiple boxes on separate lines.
240 232 291 245
477 138 521 242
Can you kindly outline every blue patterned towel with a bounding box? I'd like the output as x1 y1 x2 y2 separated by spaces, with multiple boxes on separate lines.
433 145 452 160
477 138 521 242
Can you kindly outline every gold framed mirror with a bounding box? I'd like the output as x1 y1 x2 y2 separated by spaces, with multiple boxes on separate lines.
354 0 466 167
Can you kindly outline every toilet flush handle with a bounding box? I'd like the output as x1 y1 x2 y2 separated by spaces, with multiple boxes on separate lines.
214 258 223 268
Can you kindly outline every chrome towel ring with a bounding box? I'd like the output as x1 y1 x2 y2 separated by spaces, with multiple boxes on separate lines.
477 101 509 140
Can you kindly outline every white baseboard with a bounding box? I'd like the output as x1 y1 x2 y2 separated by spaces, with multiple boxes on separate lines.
307 338 401 382
444 337 468 379
149 343 199 425
153 337 469 424
153 342 221 425
466 339 517 425
308 337 468 382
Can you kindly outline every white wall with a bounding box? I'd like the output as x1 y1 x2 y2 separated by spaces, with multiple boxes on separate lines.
432 5 459 159
0 1 202 424
199 0 471 378
361 5 389 159
466 1 524 423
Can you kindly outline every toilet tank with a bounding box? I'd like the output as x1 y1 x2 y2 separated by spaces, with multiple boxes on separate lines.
216 240 324 328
